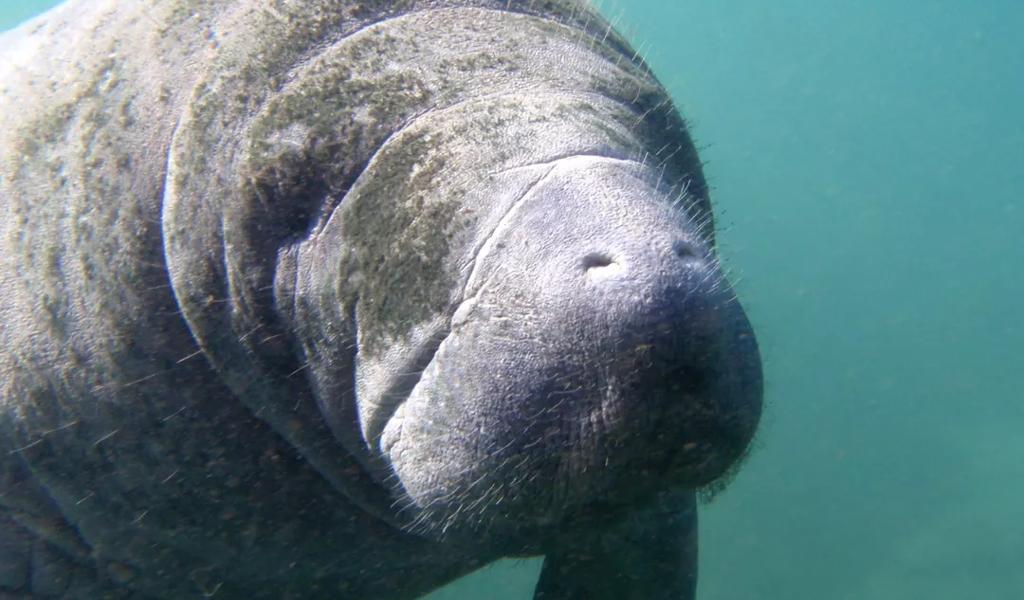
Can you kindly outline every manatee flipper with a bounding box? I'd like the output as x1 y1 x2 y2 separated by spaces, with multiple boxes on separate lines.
534 492 697 600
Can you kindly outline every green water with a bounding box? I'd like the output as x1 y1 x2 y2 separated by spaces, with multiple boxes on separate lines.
4 1 1021 598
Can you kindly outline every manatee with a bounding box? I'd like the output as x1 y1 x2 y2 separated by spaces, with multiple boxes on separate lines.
0 1 762 598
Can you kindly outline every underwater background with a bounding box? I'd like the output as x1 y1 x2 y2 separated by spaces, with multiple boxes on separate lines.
3 1 1021 598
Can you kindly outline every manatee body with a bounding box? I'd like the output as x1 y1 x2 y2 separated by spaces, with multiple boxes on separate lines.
0 1 762 598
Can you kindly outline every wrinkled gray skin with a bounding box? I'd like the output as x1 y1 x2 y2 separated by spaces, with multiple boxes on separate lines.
0 1 763 598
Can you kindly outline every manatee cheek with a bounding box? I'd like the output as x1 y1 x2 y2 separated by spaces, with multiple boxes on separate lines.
378 323 513 515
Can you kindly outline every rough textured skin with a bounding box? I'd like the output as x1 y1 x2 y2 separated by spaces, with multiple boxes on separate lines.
0 1 762 599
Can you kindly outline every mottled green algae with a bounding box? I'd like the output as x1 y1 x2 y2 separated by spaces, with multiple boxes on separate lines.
338 130 465 356
162 0 700 378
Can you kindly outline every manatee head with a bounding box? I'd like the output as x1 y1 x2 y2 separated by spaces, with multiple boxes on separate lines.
165 5 763 554
357 154 762 548
266 84 763 553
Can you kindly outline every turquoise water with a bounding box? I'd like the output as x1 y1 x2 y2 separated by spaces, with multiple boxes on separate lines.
0 0 62 30
4 1 1021 598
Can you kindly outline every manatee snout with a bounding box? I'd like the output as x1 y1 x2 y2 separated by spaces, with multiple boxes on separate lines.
382 156 761 543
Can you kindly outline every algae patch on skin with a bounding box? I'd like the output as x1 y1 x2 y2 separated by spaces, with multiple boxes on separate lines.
339 130 465 357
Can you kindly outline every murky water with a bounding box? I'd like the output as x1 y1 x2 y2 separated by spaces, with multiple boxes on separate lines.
4 1 1021 598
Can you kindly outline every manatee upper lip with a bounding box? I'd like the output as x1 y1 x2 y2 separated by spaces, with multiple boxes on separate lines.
375 154 741 500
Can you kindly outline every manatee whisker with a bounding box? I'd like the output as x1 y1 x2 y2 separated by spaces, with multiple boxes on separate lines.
285 363 310 378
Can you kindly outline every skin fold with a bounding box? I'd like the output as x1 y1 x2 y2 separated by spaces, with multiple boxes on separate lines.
0 1 762 598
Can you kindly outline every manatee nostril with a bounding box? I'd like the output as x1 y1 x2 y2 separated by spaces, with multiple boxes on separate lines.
581 252 624 280
582 252 615 270
672 240 700 261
